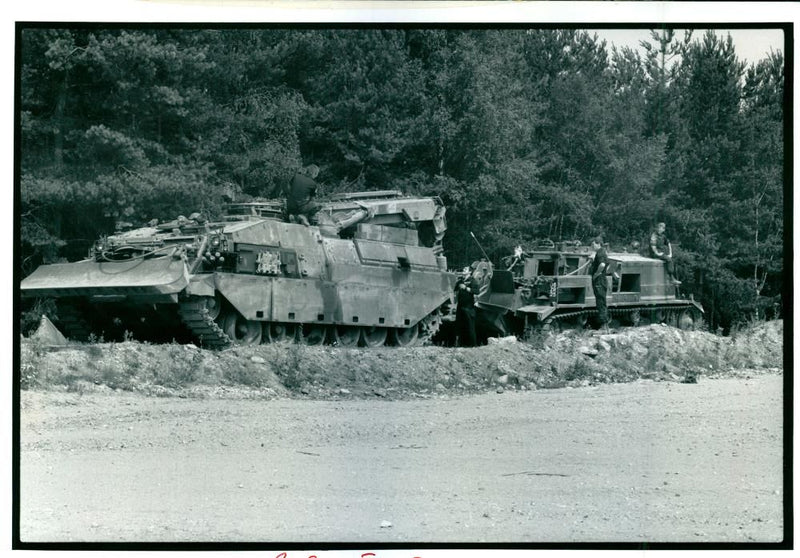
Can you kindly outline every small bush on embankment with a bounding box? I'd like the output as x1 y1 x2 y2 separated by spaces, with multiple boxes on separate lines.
19 320 784 399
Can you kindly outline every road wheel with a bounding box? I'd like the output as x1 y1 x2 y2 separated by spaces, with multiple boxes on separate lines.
665 310 680 328
300 324 327 345
392 324 419 347
264 322 297 343
201 295 222 321
652 309 666 324
542 318 562 333
676 309 695 330
573 314 589 329
222 311 262 345
626 309 642 327
333 325 361 347
361 326 388 348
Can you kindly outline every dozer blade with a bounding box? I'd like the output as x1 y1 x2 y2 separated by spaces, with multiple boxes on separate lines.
20 257 189 300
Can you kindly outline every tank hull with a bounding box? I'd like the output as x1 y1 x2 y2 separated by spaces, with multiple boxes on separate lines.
21 192 457 347
473 247 704 338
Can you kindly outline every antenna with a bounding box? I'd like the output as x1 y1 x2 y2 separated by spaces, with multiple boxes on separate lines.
470 232 490 261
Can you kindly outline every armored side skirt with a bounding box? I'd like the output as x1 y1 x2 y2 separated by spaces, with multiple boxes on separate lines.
210 270 454 329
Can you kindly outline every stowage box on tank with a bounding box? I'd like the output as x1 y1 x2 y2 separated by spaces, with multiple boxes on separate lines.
21 191 457 348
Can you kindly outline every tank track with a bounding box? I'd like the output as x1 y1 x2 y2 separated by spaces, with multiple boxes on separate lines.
418 310 443 346
546 304 698 326
55 303 93 342
177 302 448 349
178 298 232 349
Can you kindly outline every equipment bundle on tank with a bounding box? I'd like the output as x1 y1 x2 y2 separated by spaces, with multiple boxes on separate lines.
470 239 704 338
20 191 457 348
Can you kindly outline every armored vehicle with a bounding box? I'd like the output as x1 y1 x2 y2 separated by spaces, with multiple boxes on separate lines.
20 191 456 348
469 240 704 338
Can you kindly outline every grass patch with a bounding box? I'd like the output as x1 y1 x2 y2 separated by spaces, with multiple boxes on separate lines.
563 357 594 382
20 338 47 389
270 342 308 389
97 363 136 391
223 362 270 388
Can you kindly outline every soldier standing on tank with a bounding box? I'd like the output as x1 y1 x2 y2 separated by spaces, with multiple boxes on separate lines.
455 267 478 347
649 222 681 285
285 164 320 226
590 237 610 333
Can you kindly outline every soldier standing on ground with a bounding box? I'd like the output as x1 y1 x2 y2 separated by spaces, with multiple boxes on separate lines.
285 164 321 226
590 237 610 333
455 267 478 347
649 222 681 285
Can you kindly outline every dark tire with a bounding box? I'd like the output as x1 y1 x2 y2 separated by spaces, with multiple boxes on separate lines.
299 324 327 346
222 311 263 345
360 326 388 348
265 322 298 343
392 325 419 347
676 309 696 330
333 325 361 347
202 295 223 321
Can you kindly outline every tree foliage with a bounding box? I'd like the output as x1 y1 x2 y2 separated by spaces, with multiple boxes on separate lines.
19 27 785 330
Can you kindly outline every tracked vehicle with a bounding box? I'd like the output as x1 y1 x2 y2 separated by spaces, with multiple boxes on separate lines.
470 240 704 338
21 191 456 348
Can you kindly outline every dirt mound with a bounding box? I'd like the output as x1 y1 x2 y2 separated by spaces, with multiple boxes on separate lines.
20 320 784 399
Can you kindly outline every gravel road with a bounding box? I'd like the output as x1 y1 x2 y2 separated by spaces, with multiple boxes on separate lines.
19 374 784 544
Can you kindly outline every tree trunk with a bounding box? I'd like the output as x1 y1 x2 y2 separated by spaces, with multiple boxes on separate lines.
53 72 67 169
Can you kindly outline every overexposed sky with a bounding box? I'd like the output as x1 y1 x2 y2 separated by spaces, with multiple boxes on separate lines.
593 28 784 65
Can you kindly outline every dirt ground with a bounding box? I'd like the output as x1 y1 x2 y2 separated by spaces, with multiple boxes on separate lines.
20 373 784 544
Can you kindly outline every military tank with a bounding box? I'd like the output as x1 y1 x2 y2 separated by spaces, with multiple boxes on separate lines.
466 239 704 339
20 190 457 348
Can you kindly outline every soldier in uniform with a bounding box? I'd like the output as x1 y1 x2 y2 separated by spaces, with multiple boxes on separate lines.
649 222 681 285
285 165 320 226
455 267 479 347
590 237 610 333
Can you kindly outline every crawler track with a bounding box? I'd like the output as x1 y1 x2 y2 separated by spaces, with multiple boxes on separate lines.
418 310 444 346
542 304 700 331
178 296 446 349
54 303 94 342
178 298 232 349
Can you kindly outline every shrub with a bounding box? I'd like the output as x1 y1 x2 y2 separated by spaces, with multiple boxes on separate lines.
20 338 47 389
564 357 594 382
223 363 268 388
153 349 201 388
270 343 307 389
97 363 135 391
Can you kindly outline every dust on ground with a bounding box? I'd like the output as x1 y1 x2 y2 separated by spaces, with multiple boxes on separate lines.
18 320 786 543
20 375 784 543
